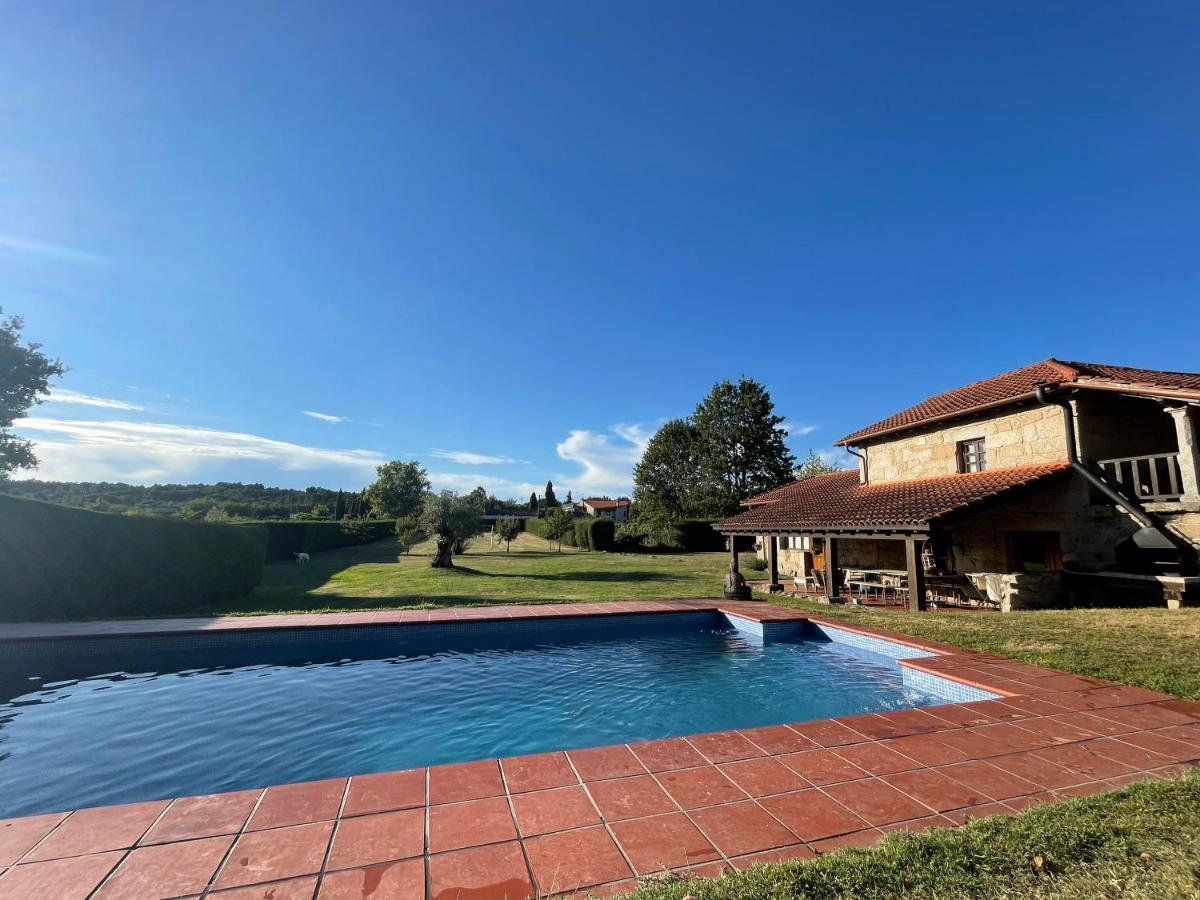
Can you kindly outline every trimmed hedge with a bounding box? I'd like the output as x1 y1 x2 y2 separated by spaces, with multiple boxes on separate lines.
676 518 725 552
256 520 396 561
524 518 551 540
0 493 267 621
526 516 615 551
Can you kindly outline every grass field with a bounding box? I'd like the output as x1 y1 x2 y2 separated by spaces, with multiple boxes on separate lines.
232 532 733 613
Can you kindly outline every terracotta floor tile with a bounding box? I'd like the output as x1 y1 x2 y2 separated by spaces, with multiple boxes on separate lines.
428 796 516 853
1158 698 1200 720
343 771 425 818
808 828 882 855
987 752 1084 790
880 734 968 767
688 801 798 857
788 719 867 748
878 815 953 836
1117 730 1200 763
249 780 346 831
776 749 867 786
1002 793 1053 813
214 821 334 889
969 722 1047 753
24 800 168 862
1010 716 1097 744
327 808 424 869
823 778 933 826
687 730 765 764
922 704 997 727
1047 711 1136 737
881 769 979 812
938 760 1043 802
657 766 746 810
759 789 868 841
995 695 1075 717
0 812 68 867
318 859 424 900
205 875 319 899
836 713 906 741
737 725 816 755
428 759 505 805
718 757 809 798
142 791 262 844
93 836 233 900
0 851 123 900
629 738 708 773
1086 737 1172 770
834 742 921 776
610 812 720 874
927 727 1005 759
1095 703 1195 730
727 843 814 869
568 745 644 781
588 775 676 821
1031 743 1137 780
1155 723 1200 744
512 786 600 837
501 753 577 794
524 826 632 894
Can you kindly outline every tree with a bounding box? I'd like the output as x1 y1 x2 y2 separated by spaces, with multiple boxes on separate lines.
333 490 346 520
420 490 486 568
543 506 573 552
565 490 573 504
796 449 838 481
544 480 558 508
692 378 795 515
630 419 705 535
494 517 522 552
0 308 65 479
529 492 539 515
364 460 430 519
394 515 423 555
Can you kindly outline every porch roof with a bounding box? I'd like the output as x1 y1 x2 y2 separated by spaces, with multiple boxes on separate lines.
716 463 1070 535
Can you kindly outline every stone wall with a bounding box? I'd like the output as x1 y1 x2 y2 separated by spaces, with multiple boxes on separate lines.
862 403 1067 484
995 573 1062 612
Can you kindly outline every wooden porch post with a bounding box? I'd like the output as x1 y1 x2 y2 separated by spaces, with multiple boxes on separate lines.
905 538 928 612
823 537 840 601
768 536 780 591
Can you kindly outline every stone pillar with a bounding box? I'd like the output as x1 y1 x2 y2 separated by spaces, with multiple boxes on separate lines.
767 536 780 591
729 535 739 573
905 538 928 612
823 538 840 601
1167 406 1200 505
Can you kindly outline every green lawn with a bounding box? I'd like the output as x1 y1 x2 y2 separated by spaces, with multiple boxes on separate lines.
229 533 733 613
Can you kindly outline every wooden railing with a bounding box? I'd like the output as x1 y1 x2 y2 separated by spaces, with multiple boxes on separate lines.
1097 452 1183 501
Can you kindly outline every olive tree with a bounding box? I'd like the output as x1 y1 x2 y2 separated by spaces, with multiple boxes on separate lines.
421 490 486 568
494 516 522 552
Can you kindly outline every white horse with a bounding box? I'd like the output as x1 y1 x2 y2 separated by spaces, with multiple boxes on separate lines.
293 552 311 563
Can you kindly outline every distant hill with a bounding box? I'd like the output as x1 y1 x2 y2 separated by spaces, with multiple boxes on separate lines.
2 479 360 521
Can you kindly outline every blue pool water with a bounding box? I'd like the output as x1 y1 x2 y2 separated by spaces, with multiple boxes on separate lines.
0 613 954 817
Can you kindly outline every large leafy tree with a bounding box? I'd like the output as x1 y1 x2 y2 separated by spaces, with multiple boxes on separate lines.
364 460 430 519
691 378 795 515
795 449 838 481
421 489 486 567
631 419 705 529
0 309 65 479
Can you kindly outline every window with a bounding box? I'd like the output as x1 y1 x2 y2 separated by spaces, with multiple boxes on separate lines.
1008 531 1063 573
957 437 986 473
782 536 811 550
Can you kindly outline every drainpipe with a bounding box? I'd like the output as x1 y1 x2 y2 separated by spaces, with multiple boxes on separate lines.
1036 383 1195 573
845 446 868 484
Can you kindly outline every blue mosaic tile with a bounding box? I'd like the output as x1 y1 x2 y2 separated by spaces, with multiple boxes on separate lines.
902 666 999 703
806 622 935 660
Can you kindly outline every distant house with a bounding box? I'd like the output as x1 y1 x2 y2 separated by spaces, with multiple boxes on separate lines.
581 497 631 524
481 508 539 522
717 359 1200 611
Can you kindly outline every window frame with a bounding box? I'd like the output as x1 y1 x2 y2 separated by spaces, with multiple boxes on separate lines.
956 437 987 473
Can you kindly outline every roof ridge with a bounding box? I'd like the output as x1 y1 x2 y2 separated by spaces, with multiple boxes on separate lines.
1043 358 1081 380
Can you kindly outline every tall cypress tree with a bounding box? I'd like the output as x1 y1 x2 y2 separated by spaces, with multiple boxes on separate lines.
544 480 558 508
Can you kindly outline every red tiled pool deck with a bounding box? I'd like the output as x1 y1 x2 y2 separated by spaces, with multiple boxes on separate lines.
1 600 1198 900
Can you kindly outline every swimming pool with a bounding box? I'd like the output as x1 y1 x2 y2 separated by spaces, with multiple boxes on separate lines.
0 611 991 818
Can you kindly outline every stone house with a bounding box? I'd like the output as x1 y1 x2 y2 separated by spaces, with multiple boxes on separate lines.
717 359 1200 611
581 497 631 524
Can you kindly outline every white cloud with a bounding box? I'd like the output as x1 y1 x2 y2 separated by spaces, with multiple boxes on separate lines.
13 417 386 484
302 411 346 423
430 449 522 466
781 420 818 436
0 233 110 266
555 423 651 496
47 388 145 411
813 447 857 469
427 472 541 499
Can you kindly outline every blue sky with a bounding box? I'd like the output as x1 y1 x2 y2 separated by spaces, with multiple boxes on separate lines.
4 2 1199 498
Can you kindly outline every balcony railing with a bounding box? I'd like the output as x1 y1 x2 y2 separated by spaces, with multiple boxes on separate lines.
1097 452 1183 501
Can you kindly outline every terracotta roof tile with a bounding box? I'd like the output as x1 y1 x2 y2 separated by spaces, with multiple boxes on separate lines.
717 463 1070 533
838 358 1200 445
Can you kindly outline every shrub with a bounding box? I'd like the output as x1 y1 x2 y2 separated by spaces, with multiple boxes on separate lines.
561 526 579 548
525 518 551 540
394 515 423 554
259 519 395 561
0 493 266 621
572 519 590 549
584 517 615 551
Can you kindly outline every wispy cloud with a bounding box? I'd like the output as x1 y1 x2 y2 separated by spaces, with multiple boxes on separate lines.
47 388 145 411
14 417 386 484
781 420 818 436
302 411 346 424
428 472 541 498
0 233 110 266
555 423 650 496
430 449 523 466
